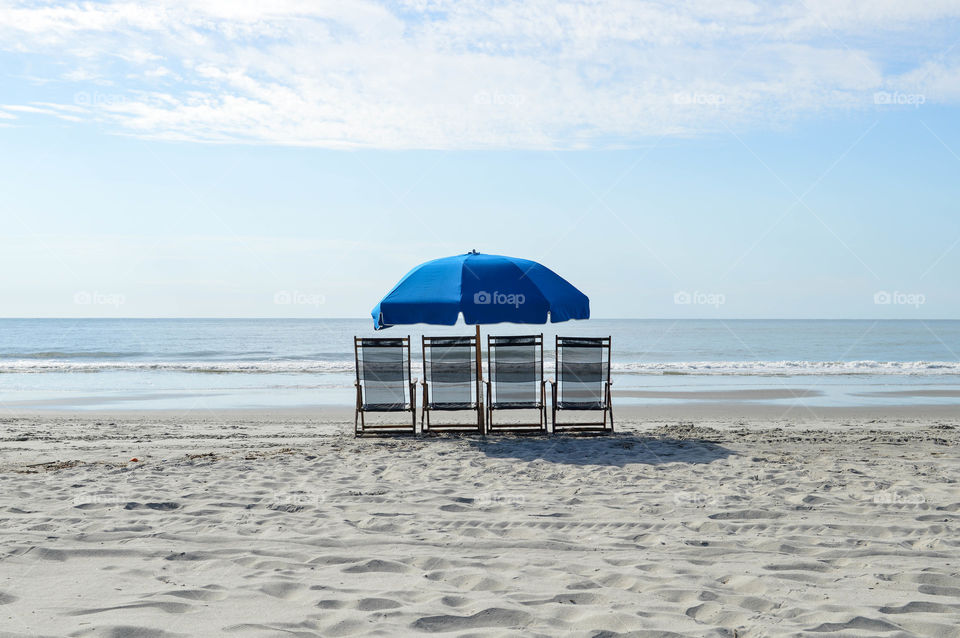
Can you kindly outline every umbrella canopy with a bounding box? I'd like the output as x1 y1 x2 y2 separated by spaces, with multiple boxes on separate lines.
372 251 589 330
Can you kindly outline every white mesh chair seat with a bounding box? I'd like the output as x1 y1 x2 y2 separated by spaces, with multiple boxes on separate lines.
552 336 613 433
486 334 546 433
421 335 482 433
354 337 416 436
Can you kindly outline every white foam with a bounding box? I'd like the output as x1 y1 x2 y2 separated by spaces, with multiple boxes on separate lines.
612 360 960 375
0 360 358 374
2 359 960 376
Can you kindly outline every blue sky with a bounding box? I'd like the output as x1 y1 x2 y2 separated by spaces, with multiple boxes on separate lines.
1 1 959 318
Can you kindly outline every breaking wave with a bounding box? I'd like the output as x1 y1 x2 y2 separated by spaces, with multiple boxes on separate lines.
2 359 960 376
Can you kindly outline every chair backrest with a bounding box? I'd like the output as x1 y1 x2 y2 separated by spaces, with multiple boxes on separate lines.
556 336 611 408
354 337 412 408
422 335 478 407
488 334 543 407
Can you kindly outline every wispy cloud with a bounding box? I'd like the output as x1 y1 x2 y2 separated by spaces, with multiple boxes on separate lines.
1 0 959 148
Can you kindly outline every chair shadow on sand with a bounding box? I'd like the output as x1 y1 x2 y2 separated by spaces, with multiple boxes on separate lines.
468 434 735 467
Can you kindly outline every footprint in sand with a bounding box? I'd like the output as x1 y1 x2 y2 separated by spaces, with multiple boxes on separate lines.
341 558 412 573
69 627 186 638
412 608 532 632
259 581 308 599
918 584 960 597
520 592 602 606
123 502 180 511
439 503 473 512
763 561 831 572
355 597 402 611
156 587 228 602
440 595 470 607
444 573 505 591
66 601 192 616
808 616 902 633
708 509 783 520
912 572 960 587
879 601 960 614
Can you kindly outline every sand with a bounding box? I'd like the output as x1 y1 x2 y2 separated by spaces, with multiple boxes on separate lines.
1 407 959 637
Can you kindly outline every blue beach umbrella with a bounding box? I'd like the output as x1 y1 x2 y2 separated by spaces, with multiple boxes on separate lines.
371 251 589 429
372 251 589 330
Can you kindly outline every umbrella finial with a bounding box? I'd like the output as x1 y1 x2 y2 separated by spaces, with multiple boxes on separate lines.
469 249 479 254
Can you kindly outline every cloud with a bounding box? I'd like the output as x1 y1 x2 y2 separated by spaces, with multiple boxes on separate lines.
0 0 958 149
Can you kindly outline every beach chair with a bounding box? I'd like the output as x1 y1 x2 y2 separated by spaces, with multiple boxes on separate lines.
354 337 417 436
421 335 483 434
549 336 613 434
485 334 547 434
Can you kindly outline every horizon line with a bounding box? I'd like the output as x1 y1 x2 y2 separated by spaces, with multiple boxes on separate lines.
2 317 958 322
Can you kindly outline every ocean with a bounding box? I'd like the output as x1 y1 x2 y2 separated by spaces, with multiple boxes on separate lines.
1 318 959 411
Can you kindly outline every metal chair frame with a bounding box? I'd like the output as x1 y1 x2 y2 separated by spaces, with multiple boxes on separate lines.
549 336 614 434
354 336 417 437
421 334 484 434
485 334 547 435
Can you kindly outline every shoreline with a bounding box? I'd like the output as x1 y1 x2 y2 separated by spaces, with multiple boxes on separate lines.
3 402 959 423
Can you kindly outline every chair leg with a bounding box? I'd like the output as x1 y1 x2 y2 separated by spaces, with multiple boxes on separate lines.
542 384 547 434
607 384 614 432
551 384 557 433
354 385 362 437
421 384 428 433
484 382 491 435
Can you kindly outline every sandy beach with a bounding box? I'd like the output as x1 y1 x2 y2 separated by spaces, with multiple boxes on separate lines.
1 407 958 637
5 0 960 635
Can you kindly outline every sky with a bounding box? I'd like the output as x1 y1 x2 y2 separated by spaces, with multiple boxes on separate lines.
1 0 959 319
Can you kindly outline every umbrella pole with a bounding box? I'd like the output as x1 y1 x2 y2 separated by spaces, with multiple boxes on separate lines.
476 323 484 433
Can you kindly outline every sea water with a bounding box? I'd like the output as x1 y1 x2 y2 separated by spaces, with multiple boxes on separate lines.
1 319 959 410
